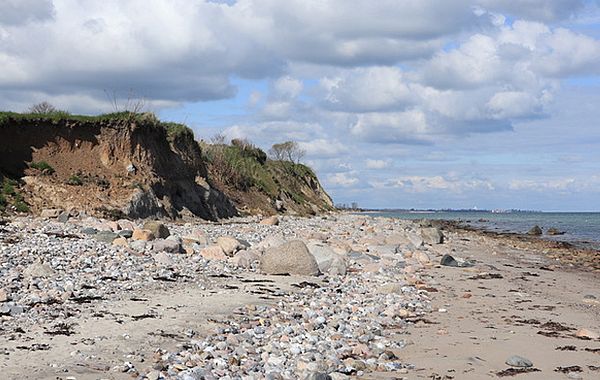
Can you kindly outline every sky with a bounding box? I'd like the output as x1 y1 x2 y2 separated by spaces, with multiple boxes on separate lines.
1 0 600 211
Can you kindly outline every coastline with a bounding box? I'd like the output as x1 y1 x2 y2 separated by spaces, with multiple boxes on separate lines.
0 213 598 379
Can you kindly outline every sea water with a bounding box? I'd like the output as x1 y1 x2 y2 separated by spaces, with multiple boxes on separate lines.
363 210 600 250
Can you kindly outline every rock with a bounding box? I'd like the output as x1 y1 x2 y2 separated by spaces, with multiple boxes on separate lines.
216 236 245 256
123 188 166 219
117 219 136 231
377 282 407 294
152 238 182 253
153 252 174 267
527 225 542 235
129 240 147 252
260 216 280 226
440 254 459 267
81 227 98 235
229 249 260 268
547 227 564 235
40 209 61 218
183 230 208 246
505 355 533 368
407 233 424 248
112 237 129 247
575 328 599 339
94 231 119 244
23 262 55 279
306 242 347 275
260 240 320 276
57 211 70 223
414 251 430 264
200 245 227 261
304 373 331 380
384 233 407 245
132 229 155 241
275 199 284 211
143 221 170 239
420 227 444 244
254 235 286 252
0 289 8 302
118 230 133 238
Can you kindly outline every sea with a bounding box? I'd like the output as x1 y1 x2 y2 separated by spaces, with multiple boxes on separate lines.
362 210 600 250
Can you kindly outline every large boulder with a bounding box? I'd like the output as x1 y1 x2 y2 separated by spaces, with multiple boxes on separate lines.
229 249 260 268
254 235 286 252
260 240 320 276
152 238 182 253
143 221 170 239
306 242 347 275
420 227 444 244
200 245 227 261
216 236 246 256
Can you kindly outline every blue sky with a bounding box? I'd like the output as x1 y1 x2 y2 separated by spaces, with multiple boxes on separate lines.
2 0 600 211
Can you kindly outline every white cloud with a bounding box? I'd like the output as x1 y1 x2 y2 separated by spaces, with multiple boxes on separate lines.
365 159 391 169
382 175 495 193
298 139 348 158
351 110 431 144
327 172 359 187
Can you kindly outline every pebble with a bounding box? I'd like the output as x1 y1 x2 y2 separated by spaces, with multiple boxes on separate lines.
505 355 533 368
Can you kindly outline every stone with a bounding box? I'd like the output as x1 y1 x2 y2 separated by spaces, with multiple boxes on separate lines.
118 230 133 238
407 233 424 248
0 289 8 302
81 227 98 235
304 373 331 380
132 229 155 241
23 262 55 279
575 328 599 339
260 216 280 226
117 219 136 231
152 238 182 253
183 230 208 246
112 237 128 247
527 225 542 235
40 209 61 218
260 240 320 276
547 227 564 235
254 235 286 252
57 211 70 223
129 240 147 252
306 242 347 275
414 251 430 264
153 252 174 267
229 249 260 268
200 245 227 261
94 231 119 244
420 227 444 244
384 233 407 245
143 221 170 239
440 254 459 267
505 355 533 368
216 236 246 256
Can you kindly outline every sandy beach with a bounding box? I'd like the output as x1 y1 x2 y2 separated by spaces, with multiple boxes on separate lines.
0 213 598 379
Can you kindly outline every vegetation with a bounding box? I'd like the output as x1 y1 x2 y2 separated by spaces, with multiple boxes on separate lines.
30 161 55 174
67 175 83 186
0 178 29 213
269 141 305 164
163 122 194 143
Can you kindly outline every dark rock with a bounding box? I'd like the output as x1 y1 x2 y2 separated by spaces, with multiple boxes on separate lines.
94 231 119 244
143 221 170 239
547 227 564 235
440 254 459 267
81 227 98 235
527 225 542 235
118 229 133 238
421 227 444 244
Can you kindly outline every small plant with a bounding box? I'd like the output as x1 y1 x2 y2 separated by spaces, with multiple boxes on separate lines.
2 179 16 195
30 161 55 174
0 193 6 210
67 175 83 186
14 201 29 213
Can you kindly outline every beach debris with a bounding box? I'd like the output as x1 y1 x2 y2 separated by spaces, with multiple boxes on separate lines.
496 367 541 377
555 366 582 373
468 272 503 280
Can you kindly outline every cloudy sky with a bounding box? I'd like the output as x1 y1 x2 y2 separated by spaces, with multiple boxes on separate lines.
2 0 600 211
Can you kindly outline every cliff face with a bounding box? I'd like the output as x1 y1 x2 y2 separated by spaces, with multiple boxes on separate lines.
0 113 236 220
0 112 334 219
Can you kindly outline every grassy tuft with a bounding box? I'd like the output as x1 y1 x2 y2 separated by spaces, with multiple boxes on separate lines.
67 175 83 186
30 161 55 174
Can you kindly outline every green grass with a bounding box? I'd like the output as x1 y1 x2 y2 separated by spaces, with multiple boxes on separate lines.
0 178 29 213
162 122 194 143
30 161 55 174
14 201 29 213
67 175 83 186
2 179 16 195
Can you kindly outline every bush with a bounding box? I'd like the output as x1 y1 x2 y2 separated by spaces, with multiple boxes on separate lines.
2 179 16 195
30 161 55 174
14 201 29 213
67 175 83 186
28 101 57 114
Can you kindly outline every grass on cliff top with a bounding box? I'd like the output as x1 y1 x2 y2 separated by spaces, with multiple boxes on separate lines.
0 111 195 142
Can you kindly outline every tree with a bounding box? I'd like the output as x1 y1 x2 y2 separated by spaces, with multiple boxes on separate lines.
269 141 305 164
28 101 57 114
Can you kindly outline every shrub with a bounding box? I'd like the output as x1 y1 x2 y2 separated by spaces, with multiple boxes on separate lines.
28 101 57 114
2 179 16 195
14 201 29 213
30 161 55 174
67 175 83 186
